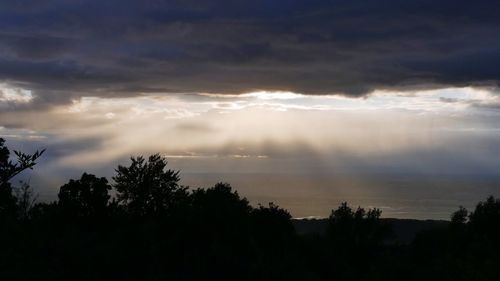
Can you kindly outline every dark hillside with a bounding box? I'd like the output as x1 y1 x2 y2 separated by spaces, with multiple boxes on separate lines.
293 218 448 244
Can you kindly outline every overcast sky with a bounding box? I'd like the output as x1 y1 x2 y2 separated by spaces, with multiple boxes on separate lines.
2 1 500 219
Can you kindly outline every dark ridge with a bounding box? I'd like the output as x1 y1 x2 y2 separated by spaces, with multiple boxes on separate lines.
293 218 449 243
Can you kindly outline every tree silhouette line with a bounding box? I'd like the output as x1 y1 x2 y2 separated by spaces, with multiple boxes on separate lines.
1 137 500 281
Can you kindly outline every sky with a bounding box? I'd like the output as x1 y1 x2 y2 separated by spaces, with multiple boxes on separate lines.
2 0 500 219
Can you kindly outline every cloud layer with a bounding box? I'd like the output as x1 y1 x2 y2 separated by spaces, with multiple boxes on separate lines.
1 0 500 103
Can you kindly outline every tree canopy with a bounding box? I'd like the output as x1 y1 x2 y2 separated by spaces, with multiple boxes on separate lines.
58 173 111 218
113 154 186 216
1 138 500 281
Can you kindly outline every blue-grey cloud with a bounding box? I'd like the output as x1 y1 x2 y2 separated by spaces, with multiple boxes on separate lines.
0 0 499 102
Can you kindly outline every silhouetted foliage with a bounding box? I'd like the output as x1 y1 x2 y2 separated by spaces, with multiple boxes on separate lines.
323 202 390 280
113 154 187 216
450 205 468 226
3 140 500 281
58 173 111 219
468 195 500 236
252 202 294 240
190 182 252 225
14 181 38 220
0 138 44 186
0 138 43 219
327 202 388 249
407 196 500 281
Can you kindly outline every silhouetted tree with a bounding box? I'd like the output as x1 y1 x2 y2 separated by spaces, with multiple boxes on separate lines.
325 202 389 281
183 183 254 279
58 173 111 218
251 202 294 242
450 206 468 226
190 182 252 229
6 143 500 281
247 202 302 280
0 138 45 186
0 138 43 219
113 154 186 216
468 195 500 236
408 196 500 281
327 202 387 247
14 181 38 220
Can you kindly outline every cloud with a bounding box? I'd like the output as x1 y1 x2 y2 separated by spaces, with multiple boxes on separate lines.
0 0 500 103
0 83 33 103
0 33 75 60
3 87 500 168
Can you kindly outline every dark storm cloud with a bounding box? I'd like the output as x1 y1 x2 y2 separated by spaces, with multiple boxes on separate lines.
0 33 75 60
1 0 500 102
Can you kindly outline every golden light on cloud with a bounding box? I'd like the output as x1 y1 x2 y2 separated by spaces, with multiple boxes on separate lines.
3 85 500 173
3 86 500 219
2 86 484 169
